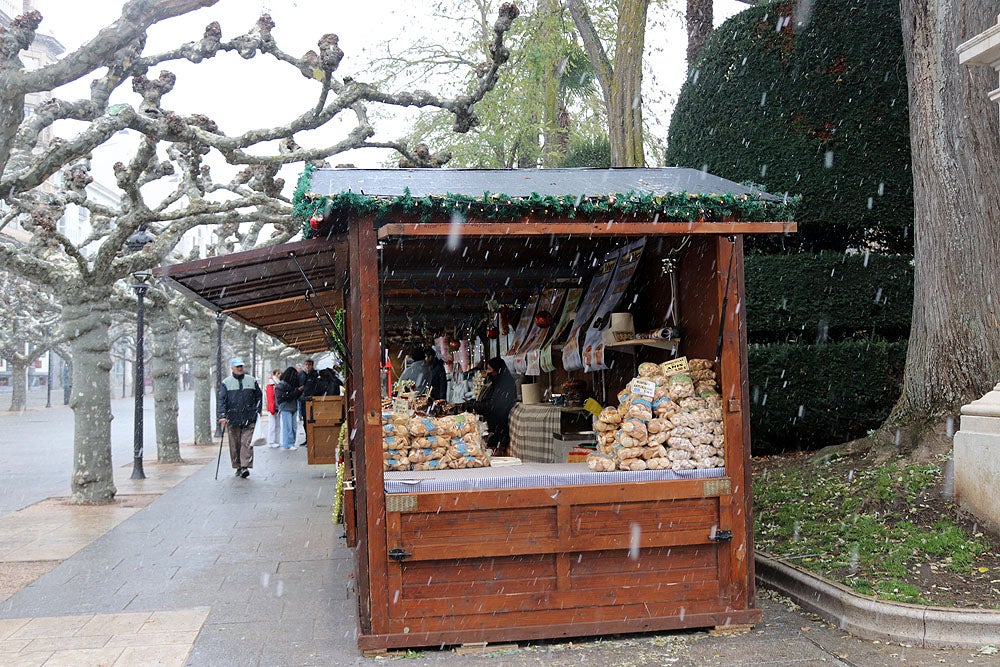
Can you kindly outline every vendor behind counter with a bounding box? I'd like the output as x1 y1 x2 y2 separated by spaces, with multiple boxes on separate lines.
462 357 517 456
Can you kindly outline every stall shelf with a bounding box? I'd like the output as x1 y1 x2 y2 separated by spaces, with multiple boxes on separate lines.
157 168 795 653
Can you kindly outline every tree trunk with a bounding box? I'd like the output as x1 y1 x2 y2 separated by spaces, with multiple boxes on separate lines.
7 356 28 412
540 0 566 166
887 1 1000 458
65 286 116 504
190 313 214 445
150 299 181 462
609 0 648 167
686 0 713 65
567 0 648 167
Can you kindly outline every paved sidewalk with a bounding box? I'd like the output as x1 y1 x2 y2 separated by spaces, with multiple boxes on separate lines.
3 435 1000 665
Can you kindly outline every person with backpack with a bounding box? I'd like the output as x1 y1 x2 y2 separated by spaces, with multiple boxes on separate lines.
274 366 304 450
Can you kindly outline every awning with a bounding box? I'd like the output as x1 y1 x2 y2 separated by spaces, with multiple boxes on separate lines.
155 238 345 355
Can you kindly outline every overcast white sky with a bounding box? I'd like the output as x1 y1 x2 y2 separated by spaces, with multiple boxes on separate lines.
31 0 745 172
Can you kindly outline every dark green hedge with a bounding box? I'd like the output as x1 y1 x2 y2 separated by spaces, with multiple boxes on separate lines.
744 252 913 341
748 340 907 453
666 0 912 253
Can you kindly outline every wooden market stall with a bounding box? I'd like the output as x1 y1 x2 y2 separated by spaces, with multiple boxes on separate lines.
159 167 795 652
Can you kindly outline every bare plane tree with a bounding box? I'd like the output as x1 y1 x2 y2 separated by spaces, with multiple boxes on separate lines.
0 1 519 503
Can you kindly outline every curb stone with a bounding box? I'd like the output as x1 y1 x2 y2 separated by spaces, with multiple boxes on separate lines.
755 552 1000 649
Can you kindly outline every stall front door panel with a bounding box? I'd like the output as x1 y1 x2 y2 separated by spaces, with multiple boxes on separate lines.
383 482 737 631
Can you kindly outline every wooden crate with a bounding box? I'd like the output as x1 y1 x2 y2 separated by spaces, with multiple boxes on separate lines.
305 396 344 465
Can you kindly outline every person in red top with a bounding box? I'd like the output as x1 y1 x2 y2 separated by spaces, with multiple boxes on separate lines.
265 369 282 448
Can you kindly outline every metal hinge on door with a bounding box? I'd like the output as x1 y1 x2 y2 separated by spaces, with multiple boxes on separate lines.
711 529 733 543
388 548 412 561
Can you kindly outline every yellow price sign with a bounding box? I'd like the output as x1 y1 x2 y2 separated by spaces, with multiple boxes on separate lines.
583 397 603 416
660 356 690 376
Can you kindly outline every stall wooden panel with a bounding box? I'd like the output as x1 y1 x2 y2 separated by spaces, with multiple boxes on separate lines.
361 479 759 648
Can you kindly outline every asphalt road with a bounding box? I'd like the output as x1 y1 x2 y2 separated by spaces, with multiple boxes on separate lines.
0 388 196 517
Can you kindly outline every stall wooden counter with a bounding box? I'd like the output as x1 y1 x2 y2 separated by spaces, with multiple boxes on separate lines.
158 167 795 653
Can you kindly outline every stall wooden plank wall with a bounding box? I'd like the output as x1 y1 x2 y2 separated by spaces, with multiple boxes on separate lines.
346 222 774 650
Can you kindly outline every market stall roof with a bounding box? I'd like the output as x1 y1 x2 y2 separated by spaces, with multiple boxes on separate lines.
157 168 795 353
307 167 783 202
155 238 344 354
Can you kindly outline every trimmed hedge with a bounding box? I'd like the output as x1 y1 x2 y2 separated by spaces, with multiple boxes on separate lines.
666 0 912 253
748 339 907 453
744 252 913 341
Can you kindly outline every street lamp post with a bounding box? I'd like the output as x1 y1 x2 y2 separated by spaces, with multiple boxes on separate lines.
131 270 153 480
45 339 52 408
214 312 226 438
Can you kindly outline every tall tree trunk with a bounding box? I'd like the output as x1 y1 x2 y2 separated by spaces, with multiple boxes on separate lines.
686 0 713 65
610 0 648 167
190 313 214 445
6 355 28 411
888 1 1000 458
567 0 648 167
540 0 566 166
65 286 116 504
150 296 181 462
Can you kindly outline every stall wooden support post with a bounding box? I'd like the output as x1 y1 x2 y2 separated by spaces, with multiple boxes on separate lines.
716 234 756 611
347 215 388 636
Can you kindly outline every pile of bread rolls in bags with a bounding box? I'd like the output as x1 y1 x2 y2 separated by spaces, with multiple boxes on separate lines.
586 358 725 472
382 412 491 471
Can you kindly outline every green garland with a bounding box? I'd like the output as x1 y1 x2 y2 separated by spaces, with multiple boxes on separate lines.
293 166 798 239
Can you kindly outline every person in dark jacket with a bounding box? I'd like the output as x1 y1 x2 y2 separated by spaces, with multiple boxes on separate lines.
217 357 263 478
463 357 517 456
297 359 320 442
425 348 447 400
315 367 342 396
275 366 303 450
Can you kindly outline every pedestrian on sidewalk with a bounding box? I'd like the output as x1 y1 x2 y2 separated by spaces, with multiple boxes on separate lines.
297 359 319 445
265 369 282 448
275 366 303 450
217 357 263 478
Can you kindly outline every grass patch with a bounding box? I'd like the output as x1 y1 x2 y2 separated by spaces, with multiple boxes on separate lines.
753 453 999 607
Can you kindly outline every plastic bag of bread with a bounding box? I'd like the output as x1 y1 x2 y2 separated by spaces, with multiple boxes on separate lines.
616 434 640 449
620 418 648 443
413 459 447 471
382 422 409 437
638 362 661 377
679 398 708 411
653 397 679 418
626 403 653 422
383 435 410 451
648 431 670 446
646 418 668 434
689 358 713 371
599 406 622 424
587 452 616 472
692 444 717 460
383 457 411 471
618 457 648 471
667 436 694 450
448 454 489 469
615 445 645 460
645 457 672 470
641 444 668 460
670 412 697 428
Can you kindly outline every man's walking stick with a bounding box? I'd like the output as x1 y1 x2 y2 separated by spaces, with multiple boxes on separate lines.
214 425 226 480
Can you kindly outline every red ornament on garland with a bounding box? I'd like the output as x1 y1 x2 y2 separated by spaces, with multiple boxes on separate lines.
485 326 499 339
309 214 322 230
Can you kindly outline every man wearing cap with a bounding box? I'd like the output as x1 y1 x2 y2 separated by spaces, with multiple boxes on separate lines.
218 357 263 478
